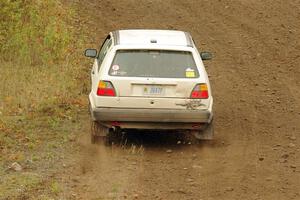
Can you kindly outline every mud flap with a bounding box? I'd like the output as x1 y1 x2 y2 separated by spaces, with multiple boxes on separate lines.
90 121 110 144
192 121 214 140
89 103 96 121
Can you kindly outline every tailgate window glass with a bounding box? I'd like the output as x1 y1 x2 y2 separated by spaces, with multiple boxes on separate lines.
109 50 199 78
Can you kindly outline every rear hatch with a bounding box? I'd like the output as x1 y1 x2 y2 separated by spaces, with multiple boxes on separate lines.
102 49 207 109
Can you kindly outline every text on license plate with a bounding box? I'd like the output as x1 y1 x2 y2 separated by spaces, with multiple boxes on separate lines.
144 86 163 95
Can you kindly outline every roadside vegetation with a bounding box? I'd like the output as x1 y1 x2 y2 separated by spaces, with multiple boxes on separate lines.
0 0 87 199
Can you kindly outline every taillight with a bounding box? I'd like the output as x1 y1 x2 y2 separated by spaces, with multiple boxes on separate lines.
191 83 209 99
97 81 116 96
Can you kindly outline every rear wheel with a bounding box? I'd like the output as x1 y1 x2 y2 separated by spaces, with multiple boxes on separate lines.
192 121 214 140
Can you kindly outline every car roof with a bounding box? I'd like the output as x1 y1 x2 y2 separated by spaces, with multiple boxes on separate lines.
111 29 194 47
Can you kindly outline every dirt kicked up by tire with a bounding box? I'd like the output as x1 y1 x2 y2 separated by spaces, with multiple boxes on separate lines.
60 0 300 199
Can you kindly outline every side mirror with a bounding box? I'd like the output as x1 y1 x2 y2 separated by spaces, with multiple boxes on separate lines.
85 49 97 58
200 52 213 60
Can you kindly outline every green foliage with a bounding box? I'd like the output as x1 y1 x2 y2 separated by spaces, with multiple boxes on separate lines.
0 0 74 65
50 181 61 195
0 1 85 199
0 172 42 199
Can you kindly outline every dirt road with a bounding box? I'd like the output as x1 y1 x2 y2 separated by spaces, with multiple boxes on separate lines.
61 0 300 199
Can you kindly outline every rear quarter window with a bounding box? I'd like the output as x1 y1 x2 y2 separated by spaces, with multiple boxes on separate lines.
109 50 199 78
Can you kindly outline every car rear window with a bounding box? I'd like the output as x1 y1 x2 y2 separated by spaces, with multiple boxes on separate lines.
109 50 199 78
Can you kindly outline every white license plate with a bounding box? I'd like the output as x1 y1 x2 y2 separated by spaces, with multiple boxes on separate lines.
144 86 164 95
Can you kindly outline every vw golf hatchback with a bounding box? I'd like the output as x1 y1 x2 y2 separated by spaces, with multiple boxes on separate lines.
85 30 214 144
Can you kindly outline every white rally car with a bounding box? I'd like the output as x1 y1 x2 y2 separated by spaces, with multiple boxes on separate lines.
85 29 214 144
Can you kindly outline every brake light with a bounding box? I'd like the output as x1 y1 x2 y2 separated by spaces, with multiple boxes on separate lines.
97 81 116 96
191 83 209 99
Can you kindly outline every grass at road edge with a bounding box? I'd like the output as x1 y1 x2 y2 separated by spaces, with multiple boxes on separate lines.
0 0 89 199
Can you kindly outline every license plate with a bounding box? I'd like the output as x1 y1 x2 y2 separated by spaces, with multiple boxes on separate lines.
144 86 164 95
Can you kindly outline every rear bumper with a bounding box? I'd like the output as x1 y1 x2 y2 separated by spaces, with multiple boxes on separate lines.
91 107 212 124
